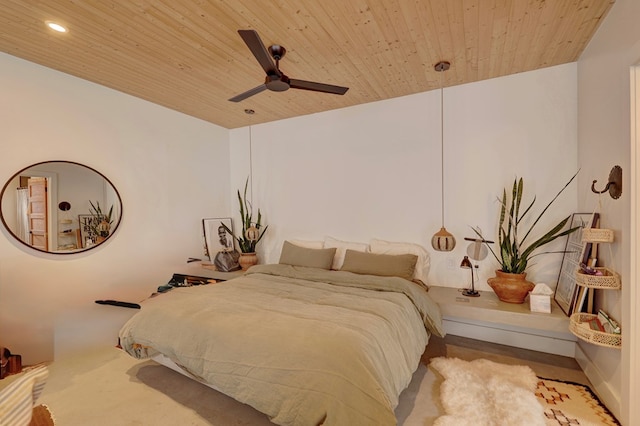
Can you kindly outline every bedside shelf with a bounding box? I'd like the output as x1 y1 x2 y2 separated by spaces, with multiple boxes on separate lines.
570 224 622 347
176 261 245 281
575 268 621 289
428 286 576 357
569 313 621 349
581 228 614 243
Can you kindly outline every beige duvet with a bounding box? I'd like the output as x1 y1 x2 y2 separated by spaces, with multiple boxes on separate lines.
119 264 444 426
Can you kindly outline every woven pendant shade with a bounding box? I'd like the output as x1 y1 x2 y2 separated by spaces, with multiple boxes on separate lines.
432 227 456 251
245 225 259 241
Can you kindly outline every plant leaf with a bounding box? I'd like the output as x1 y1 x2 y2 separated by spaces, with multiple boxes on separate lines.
521 170 579 245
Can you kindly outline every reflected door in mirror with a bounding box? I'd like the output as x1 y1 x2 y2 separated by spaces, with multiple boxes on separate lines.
27 177 48 251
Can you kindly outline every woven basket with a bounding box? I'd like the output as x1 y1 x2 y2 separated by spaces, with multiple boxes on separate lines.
574 267 621 289
569 313 621 349
581 228 614 243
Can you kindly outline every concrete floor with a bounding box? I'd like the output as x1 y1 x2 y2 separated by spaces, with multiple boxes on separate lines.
423 334 590 386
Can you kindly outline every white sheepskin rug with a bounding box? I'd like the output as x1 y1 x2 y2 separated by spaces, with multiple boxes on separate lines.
429 357 545 426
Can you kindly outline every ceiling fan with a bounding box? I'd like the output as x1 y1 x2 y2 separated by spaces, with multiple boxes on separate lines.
229 29 349 102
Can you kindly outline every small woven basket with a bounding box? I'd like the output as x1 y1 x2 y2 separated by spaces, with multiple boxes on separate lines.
581 228 614 243
569 313 621 349
575 267 621 289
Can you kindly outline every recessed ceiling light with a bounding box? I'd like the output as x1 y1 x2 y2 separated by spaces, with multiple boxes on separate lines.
45 21 68 33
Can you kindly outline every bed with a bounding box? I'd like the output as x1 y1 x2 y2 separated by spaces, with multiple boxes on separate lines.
119 240 444 425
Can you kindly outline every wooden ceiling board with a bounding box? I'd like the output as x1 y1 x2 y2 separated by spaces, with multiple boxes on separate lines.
0 0 614 129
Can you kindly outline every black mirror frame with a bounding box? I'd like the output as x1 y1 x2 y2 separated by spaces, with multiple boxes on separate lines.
0 160 123 255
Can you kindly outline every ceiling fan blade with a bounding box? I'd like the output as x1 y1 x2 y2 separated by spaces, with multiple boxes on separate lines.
289 79 349 95
238 29 279 76
228 84 267 102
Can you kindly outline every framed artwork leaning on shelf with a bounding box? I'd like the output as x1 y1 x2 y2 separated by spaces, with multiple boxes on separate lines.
554 212 600 316
203 217 234 261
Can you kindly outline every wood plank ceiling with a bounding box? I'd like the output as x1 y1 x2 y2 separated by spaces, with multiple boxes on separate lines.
0 0 614 129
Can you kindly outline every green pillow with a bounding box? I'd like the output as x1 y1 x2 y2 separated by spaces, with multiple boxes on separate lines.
279 241 337 270
341 249 417 280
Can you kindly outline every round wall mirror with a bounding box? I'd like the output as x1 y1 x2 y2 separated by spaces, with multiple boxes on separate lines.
0 161 123 254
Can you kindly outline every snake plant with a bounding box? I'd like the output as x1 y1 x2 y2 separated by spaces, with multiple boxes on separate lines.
473 172 580 274
222 178 268 253
89 200 114 237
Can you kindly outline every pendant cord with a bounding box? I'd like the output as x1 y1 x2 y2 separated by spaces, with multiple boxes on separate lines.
244 108 256 211
440 71 445 228
249 124 254 207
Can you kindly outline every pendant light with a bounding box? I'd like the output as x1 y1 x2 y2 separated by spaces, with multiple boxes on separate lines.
431 61 456 252
244 108 259 242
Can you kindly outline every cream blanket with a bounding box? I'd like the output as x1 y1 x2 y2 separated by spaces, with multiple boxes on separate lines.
119 264 443 425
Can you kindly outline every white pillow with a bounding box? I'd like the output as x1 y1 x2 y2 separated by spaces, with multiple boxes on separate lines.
323 236 369 270
288 239 324 249
369 239 430 285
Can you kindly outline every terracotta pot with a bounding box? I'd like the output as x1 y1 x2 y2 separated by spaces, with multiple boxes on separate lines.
487 270 535 304
239 252 258 271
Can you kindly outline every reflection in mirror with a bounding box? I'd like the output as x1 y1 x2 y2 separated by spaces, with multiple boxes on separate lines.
1 161 122 254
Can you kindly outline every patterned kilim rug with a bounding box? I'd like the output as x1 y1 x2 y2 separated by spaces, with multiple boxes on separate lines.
537 378 620 426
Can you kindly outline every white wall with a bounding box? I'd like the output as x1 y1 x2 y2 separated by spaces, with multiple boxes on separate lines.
0 53 231 364
577 0 640 423
230 63 578 292
0 48 584 404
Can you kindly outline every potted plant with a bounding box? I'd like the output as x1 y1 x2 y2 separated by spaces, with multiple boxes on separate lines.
473 172 580 303
222 178 268 269
89 201 114 243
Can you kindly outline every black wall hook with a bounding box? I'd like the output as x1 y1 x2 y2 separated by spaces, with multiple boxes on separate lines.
591 165 622 199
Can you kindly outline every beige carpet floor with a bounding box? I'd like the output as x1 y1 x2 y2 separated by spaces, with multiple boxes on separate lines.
38 336 591 425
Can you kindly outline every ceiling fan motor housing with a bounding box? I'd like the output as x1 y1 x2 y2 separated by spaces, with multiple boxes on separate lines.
265 74 290 92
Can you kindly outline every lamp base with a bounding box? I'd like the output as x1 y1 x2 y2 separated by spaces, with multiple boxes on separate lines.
462 289 480 297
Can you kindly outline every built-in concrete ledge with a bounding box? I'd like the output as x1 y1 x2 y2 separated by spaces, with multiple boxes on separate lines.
428 286 577 358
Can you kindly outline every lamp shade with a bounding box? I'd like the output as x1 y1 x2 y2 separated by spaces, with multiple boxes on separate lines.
431 227 456 251
460 255 472 269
